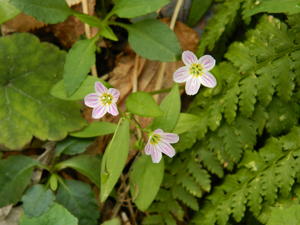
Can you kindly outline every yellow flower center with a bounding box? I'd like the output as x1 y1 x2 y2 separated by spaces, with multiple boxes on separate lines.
100 93 113 105
189 63 204 77
150 134 161 145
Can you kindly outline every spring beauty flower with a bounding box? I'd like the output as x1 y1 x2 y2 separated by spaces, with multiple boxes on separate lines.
84 82 120 119
173 50 217 95
145 129 179 163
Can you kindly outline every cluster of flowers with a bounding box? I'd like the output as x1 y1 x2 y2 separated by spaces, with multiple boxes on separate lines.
84 51 216 163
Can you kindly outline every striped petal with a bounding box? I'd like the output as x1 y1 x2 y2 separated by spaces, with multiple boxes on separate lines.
84 93 100 108
161 133 179 144
200 71 217 88
182 50 198 65
92 105 107 119
199 55 215 71
108 88 120 102
95 81 107 94
150 148 162 163
145 142 152 155
107 103 119 116
173 66 190 83
185 77 201 95
157 142 176 158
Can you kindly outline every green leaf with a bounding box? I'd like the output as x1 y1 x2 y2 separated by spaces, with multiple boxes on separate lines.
151 84 181 131
126 19 181 62
99 24 119 41
22 184 55 217
0 155 38 207
51 76 110 101
9 0 72 24
113 0 170 18
20 203 78 225
173 113 201 134
101 118 130 202
55 155 101 187
0 33 86 150
71 121 117 138
187 0 213 27
126 92 163 117
130 155 164 211
267 204 300 225
0 0 20 24
73 12 102 27
63 38 97 96
55 137 93 157
56 180 99 225
102 218 121 225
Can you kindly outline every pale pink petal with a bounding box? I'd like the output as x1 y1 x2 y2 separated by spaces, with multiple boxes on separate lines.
144 142 152 155
200 72 217 88
185 77 201 95
199 55 215 71
156 142 176 158
173 66 190 83
92 105 107 119
95 81 107 94
108 88 120 102
107 103 119 116
182 50 198 65
161 133 179 144
150 148 162 163
84 93 100 108
154 129 163 134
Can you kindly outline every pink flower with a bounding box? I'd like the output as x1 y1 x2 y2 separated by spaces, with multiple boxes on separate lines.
144 129 179 163
173 50 217 95
84 82 120 119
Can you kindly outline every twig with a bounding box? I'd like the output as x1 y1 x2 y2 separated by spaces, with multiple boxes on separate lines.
132 55 140 93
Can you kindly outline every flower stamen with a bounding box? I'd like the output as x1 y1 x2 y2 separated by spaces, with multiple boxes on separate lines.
100 93 113 105
189 63 204 77
149 134 161 145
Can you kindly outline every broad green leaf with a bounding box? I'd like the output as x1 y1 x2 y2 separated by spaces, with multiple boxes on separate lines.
73 12 102 27
130 155 164 211
245 0 300 17
187 0 213 26
99 24 119 41
173 113 201 134
0 33 86 150
55 155 101 187
56 180 99 225
0 155 38 207
51 76 110 101
22 184 55 217
20 203 78 225
55 137 93 157
63 38 97 96
102 218 121 225
0 0 20 24
126 19 181 62
101 118 130 202
113 0 170 18
126 92 163 117
267 204 300 225
151 84 181 131
10 0 72 24
71 122 117 138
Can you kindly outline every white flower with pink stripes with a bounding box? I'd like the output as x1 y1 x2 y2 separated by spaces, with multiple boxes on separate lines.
145 129 179 163
84 82 120 119
173 50 217 95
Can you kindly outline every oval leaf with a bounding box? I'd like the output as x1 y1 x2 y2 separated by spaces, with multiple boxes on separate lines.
71 121 117 138
126 92 163 117
130 155 164 211
0 0 20 24
101 118 130 202
126 19 181 62
55 137 93 157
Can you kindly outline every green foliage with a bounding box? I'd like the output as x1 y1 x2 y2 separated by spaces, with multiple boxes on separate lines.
55 137 93 157
187 0 213 27
20 203 78 225
267 204 300 225
100 118 130 202
130 155 164 211
102 218 121 225
0 33 86 150
126 19 181 62
22 184 55 217
56 179 99 225
126 92 163 117
0 0 19 24
0 155 38 207
70 121 117 138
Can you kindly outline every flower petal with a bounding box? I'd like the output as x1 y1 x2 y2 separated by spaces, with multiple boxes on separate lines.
92 106 107 119
145 142 152 155
199 55 215 71
107 103 119 116
156 142 176 158
173 66 190 83
108 88 120 102
95 81 107 94
185 77 201 95
84 93 100 108
200 71 217 88
182 50 198 65
154 129 163 134
150 148 162 163
161 133 179 144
